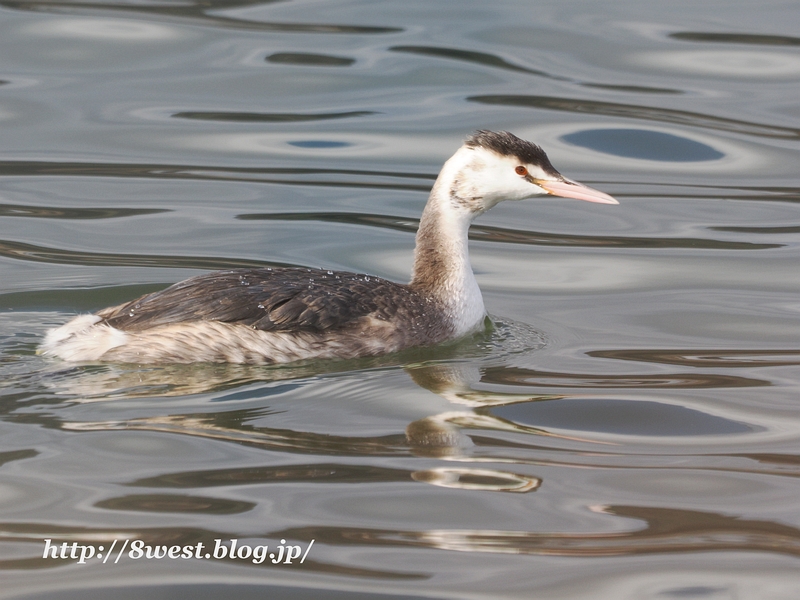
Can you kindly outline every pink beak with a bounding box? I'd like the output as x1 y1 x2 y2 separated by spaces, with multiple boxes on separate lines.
538 178 619 205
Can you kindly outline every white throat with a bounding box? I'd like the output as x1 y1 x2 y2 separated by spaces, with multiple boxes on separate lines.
410 147 489 336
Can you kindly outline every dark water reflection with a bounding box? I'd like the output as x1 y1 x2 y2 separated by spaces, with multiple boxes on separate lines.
670 32 800 46
1 0 800 598
590 348 800 368
562 129 724 162
1 0 403 35
173 110 378 123
470 95 800 139
389 45 566 79
492 398 754 436
266 52 357 67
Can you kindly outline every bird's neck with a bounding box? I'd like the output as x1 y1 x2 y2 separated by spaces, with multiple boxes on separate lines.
410 158 486 336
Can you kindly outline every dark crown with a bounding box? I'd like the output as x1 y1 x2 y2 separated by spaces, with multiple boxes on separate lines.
465 130 560 177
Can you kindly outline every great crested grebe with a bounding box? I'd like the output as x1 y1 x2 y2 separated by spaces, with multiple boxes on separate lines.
39 131 617 364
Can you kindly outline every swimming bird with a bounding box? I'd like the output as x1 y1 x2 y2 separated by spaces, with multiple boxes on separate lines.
39 130 617 364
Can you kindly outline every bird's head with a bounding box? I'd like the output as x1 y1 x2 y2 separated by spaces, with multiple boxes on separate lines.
441 130 618 214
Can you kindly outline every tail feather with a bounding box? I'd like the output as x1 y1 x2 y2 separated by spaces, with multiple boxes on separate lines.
39 315 129 362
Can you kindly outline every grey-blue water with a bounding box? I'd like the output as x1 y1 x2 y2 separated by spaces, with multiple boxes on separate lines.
2 1 800 598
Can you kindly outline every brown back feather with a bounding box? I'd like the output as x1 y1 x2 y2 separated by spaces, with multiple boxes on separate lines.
97 267 437 335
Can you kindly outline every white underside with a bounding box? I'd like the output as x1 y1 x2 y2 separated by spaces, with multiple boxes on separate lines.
39 314 409 364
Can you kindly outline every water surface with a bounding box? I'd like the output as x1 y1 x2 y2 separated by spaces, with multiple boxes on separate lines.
1 1 800 599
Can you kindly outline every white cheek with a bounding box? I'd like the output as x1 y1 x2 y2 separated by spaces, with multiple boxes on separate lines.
512 176 543 200
483 164 543 203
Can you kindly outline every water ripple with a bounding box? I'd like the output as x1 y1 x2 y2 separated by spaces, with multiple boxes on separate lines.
2 0 403 35
711 225 800 234
389 45 566 79
0 203 168 220
490 398 755 436
276 504 800 557
670 32 800 47
127 463 411 488
0 239 282 269
95 493 256 515
562 128 724 162
266 52 356 67
635 50 800 78
238 211 782 250
390 45 684 96
581 83 684 95
480 365 766 389
172 110 377 123
26 17 180 41
469 95 800 140
0 161 433 191
589 348 800 368
62 414 409 457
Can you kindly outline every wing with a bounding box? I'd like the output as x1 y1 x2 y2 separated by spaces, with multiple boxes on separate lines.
97 268 424 333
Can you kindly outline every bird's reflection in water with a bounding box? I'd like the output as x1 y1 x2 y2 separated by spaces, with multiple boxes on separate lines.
49 319 764 492
56 360 552 492
403 361 589 448
411 467 540 493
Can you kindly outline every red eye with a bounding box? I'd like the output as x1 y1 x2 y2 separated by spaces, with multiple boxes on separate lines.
515 166 528 176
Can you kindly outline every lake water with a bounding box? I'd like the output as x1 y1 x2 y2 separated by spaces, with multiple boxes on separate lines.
2 1 800 598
